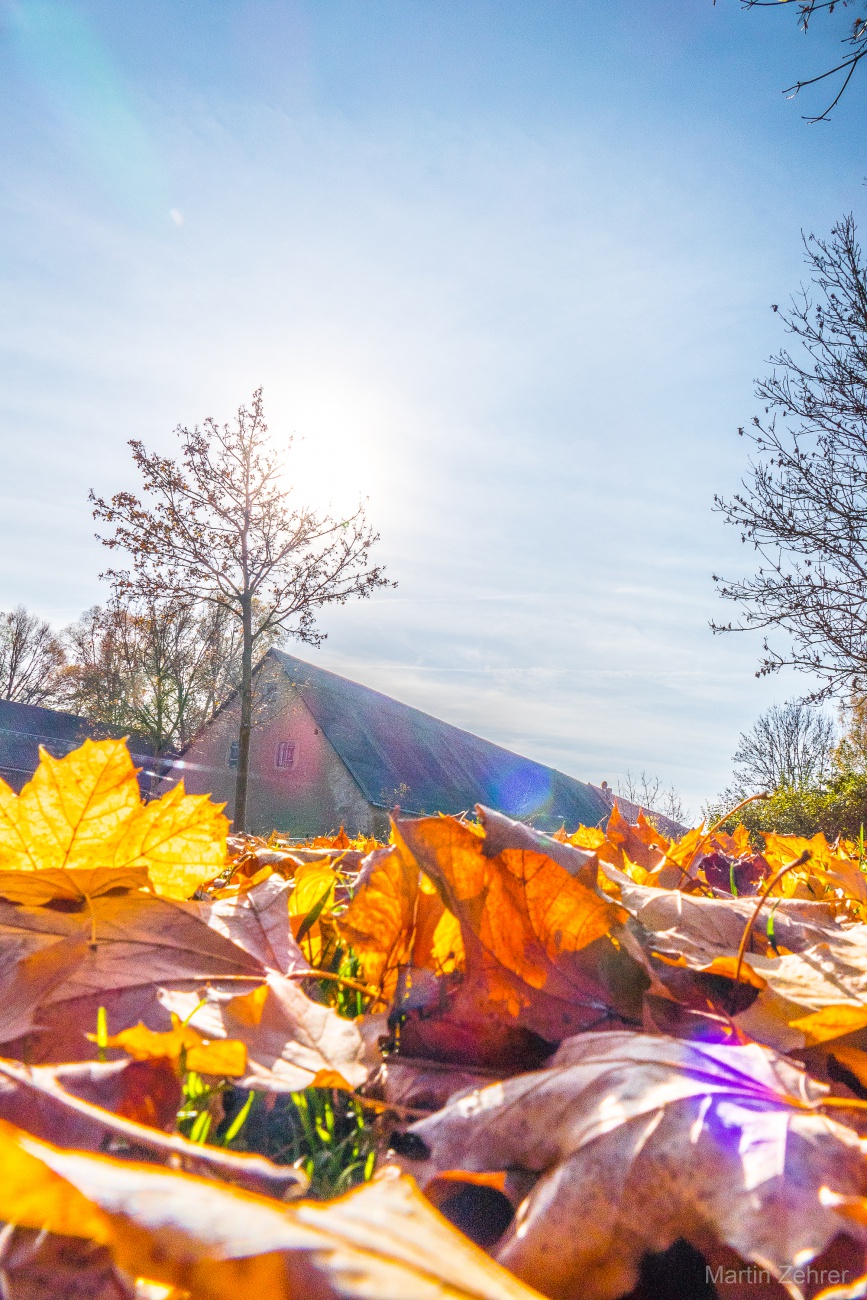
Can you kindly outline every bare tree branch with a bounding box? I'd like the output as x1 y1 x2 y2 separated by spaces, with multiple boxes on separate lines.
713 215 867 699
730 700 835 791
90 389 393 829
739 0 867 119
0 607 66 706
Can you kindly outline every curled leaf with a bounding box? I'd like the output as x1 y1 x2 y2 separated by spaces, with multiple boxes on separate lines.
393 1031 867 1300
0 1121 545 1300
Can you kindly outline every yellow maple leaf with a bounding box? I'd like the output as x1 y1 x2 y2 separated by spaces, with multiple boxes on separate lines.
111 781 228 899
568 826 606 851
95 1013 247 1077
0 738 227 903
0 739 141 873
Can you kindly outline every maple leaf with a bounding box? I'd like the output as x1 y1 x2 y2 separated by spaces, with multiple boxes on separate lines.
0 1122 545 1300
0 888 267 1063
695 848 769 896
23 1056 181 1132
0 933 88 1043
757 830 867 914
206 875 310 975
393 808 644 1050
567 825 606 851
379 1055 507 1114
338 844 463 1001
392 1030 867 1300
595 804 669 875
478 809 599 884
0 738 228 904
109 779 229 900
0 892 365 1089
603 862 867 1051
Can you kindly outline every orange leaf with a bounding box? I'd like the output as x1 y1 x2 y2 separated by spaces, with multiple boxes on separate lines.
789 1005 867 1047
0 1121 545 1300
595 805 668 873
97 1014 248 1077
338 846 465 1000
394 809 637 1043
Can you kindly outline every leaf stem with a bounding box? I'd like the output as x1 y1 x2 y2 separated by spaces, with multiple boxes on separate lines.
286 968 389 1008
733 849 812 985
84 893 98 949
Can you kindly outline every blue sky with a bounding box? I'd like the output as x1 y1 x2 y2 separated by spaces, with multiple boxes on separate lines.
0 0 865 815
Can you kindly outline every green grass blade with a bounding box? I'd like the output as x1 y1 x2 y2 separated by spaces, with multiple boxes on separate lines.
222 1089 255 1145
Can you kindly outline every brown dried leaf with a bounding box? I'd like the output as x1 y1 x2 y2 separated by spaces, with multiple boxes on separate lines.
205 875 309 975
0 934 88 1043
393 1030 867 1300
0 1121 545 1300
159 971 368 1092
605 863 867 1050
0 1056 300 1196
0 889 266 1042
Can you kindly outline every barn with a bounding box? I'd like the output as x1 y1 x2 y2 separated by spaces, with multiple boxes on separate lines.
163 649 617 837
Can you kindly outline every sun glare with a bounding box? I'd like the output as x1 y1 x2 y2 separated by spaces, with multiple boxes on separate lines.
267 364 404 518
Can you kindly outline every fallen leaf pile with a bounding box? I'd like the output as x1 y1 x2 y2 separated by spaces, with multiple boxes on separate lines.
10 740 867 1298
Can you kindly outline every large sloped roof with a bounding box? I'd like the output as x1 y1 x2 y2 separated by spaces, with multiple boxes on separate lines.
270 650 609 831
0 700 93 787
0 699 156 792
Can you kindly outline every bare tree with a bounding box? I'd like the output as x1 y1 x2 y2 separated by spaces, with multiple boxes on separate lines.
91 389 392 829
64 596 285 754
729 700 835 792
740 0 867 120
713 216 867 700
0 606 66 705
63 604 137 733
616 770 688 824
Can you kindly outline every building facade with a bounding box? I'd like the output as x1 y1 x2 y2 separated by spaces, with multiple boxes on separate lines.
164 650 614 837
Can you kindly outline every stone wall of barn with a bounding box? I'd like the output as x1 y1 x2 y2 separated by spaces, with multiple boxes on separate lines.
164 660 377 837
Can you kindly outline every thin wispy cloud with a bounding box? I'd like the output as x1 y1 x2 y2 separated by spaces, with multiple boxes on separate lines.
0 0 863 809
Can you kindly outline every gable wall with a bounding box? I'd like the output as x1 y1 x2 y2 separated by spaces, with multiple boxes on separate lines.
167 661 378 836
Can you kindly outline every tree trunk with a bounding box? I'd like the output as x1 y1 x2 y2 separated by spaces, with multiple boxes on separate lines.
233 596 254 832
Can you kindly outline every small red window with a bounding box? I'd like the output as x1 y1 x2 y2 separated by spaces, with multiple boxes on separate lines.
275 740 296 770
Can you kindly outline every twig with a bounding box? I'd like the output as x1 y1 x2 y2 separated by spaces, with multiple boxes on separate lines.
733 849 812 985
286 968 390 1009
706 792 772 837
